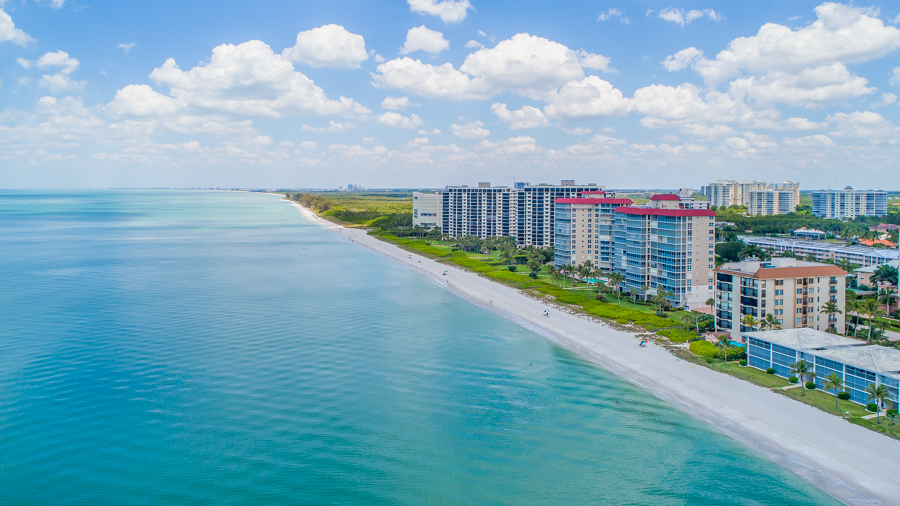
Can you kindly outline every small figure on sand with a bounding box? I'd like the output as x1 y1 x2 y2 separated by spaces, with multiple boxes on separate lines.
543 310 549 317
639 339 646 347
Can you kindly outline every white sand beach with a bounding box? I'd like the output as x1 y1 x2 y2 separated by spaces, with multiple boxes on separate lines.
293 202 900 505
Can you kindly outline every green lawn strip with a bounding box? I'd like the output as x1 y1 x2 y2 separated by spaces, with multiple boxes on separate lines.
778 388 900 439
706 361 791 389
689 340 746 361
656 328 699 343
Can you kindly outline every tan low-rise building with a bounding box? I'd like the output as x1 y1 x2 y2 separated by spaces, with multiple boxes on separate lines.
714 258 847 341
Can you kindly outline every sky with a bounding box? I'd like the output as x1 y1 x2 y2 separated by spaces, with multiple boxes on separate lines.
1 0 900 189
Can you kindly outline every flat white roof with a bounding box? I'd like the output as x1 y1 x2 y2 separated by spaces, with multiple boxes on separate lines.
743 328 865 351
855 259 899 273
811 346 900 378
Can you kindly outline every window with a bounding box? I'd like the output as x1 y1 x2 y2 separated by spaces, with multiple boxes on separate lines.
775 299 783 305
797 317 802 324
775 280 784 286
775 289 784 296
774 309 783 315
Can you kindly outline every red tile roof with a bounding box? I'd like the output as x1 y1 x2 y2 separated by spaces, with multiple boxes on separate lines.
555 198 634 205
650 194 681 201
614 207 716 217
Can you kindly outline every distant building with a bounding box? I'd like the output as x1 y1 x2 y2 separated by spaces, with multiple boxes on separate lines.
714 258 846 340
811 187 887 219
412 191 442 229
741 236 899 268
744 329 899 408
414 181 613 247
703 180 799 210
553 198 634 270
871 224 900 232
749 190 797 216
855 260 899 287
678 197 710 210
792 227 827 240
677 188 693 199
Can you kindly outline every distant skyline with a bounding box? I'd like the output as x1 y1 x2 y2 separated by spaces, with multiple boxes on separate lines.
2 0 900 189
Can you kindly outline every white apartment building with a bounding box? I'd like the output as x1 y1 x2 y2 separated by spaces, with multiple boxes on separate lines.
412 191 442 228
413 181 614 248
748 190 797 216
714 258 847 340
741 236 899 268
553 197 634 270
611 195 716 307
811 187 888 219
704 180 799 210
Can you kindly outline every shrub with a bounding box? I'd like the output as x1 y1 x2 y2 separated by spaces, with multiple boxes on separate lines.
656 328 697 343
867 403 878 412
886 409 898 418
805 381 816 390
689 340 745 360
789 376 799 384
739 359 747 366
837 392 850 400
507 265 517 272
766 368 776 375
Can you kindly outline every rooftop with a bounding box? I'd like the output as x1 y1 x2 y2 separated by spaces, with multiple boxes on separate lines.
743 328 865 351
812 346 900 377
716 258 846 278
614 207 716 217
650 194 681 201
555 198 633 205
854 259 900 273
741 236 900 260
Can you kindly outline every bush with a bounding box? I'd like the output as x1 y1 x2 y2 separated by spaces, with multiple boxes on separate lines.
886 409 898 418
867 403 878 412
656 328 697 343
507 265 517 272
805 381 816 390
739 359 747 366
837 392 850 400
689 340 746 361
789 376 799 384
766 368 776 375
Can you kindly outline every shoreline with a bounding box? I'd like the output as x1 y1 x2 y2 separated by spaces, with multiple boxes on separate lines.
289 200 899 505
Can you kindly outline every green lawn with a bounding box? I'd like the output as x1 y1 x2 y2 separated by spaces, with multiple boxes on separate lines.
708 361 791 389
780 387 869 417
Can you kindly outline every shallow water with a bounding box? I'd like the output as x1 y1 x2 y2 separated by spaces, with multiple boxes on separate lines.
0 190 839 505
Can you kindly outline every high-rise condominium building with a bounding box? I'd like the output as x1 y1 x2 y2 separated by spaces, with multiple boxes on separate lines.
610 195 716 307
553 197 634 270
704 180 800 215
748 190 797 216
811 187 888 219
412 191 442 229
714 258 847 341
412 181 615 248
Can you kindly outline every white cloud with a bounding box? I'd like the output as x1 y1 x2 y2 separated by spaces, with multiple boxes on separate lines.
0 8 34 45
465 40 483 49
563 127 592 135
597 8 628 23
381 96 417 110
728 63 875 107
118 43 136 53
301 121 357 133
297 141 318 150
781 134 835 147
680 123 735 138
828 111 900 142
375 111 424 129
477 135 540 155
661 47 704 72
543 76 632 122
282 24 368 68
576 49 613 72
408 0 472 23
666 4 900 85
490 103 550 129
633 83 739 127
459 33 585 99
418 128 442 135
107 85 178 116
372 57 492 99
451 121 490 138
658 8 722 27
891 67 900 86
400 25 450 54
18 51 85 92
872 93 898 108
136 40 368 118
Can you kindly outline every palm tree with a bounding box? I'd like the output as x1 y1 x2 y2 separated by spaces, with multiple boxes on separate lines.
640 284 649 302
681 313 695 331
706 297 715 317
822 372 845 411
790 359 815 396
845 298 860 336
741 314 760 331
866 383 889 423
819 302 842 333
606 272 625 305
547 266 559 286
592 268 605 299
762 313 781 331
716 334 732 363
878 287 896 314
862 298 887 344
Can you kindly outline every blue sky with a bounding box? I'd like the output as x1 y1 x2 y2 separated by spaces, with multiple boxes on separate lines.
2 0 900 189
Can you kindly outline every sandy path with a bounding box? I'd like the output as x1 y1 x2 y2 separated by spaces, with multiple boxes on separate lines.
292 202 899 505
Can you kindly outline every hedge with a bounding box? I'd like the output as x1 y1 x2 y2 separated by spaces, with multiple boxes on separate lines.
837 392 850 400
689 340 746 361
656 328 698 343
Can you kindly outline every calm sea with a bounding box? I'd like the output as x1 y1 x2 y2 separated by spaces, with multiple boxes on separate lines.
0 190 837 505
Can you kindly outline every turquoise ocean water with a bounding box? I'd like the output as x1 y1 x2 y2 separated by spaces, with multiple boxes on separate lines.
0 190 838 505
